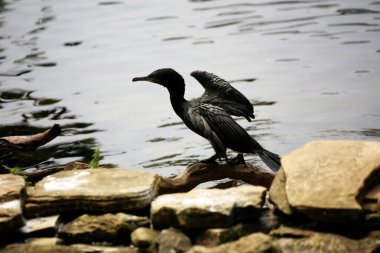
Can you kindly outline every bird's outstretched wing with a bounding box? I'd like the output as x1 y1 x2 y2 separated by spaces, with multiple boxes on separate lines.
191 70 254 121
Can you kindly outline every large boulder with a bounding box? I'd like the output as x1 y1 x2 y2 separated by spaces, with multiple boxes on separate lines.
151 186 266 230
25 168 160 218
0 174 25 233
269 140 380 221
58 213 149 244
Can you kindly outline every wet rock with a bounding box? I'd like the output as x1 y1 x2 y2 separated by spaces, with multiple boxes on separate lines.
0 174 25 233
195 223 257 247
20 215 58 237
151 186 266 229
25 168 160 218
58 212 149 244
131 227 160 249
270 226 379 253
189 232 272 253
269 140 380 222
155 228 192 253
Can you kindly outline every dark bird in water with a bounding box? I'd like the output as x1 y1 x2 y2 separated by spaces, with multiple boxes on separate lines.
191 70 255 122
132 68 281 172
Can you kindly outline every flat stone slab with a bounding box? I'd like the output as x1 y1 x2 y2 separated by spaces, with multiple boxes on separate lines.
0 243 138 253
189 232 272 253
270 140 380 221
0 174 25 233
270 226 379 253
151 185 266 229
189 228 379 253
58 213 149 244
25 168 160 218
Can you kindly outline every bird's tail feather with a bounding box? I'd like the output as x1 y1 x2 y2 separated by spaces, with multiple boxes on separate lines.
258 149 281 172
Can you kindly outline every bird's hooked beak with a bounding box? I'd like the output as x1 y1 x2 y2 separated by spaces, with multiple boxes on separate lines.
132 76 158 84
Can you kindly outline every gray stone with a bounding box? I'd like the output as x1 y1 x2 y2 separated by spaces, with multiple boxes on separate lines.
189 232 272 253
156 228 192 253
151 186 266 229
195 223 257 247
25 168 160 218
271 226 379 253
58 212 149 244
131 227 160 249
21 215 59 237
0 174 25 233
269 140 380 221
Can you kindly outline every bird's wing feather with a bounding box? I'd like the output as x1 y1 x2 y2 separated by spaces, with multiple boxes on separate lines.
190 70 254 119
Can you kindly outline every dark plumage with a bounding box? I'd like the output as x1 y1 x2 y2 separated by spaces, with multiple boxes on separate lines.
132 68 280 172
191 70 255 121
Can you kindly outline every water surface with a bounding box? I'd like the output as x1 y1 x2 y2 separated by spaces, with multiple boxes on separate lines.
0 0 379 177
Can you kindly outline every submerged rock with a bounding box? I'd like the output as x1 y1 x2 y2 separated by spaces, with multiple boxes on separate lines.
25 168 160 218
151 186 266 230
269 140 380 222
0 174 25 233
58 213 149 244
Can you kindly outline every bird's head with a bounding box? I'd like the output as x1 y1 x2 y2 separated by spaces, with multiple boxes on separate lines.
132 68 185 92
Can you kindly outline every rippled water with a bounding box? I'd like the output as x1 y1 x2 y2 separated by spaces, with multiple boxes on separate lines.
0 0 379 177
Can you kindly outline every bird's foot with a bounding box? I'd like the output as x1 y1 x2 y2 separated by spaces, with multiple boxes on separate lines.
200 154 219 164
227 154 246 165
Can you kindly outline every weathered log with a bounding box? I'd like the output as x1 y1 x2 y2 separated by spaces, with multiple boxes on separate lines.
0 124 61 157
158 163 275 194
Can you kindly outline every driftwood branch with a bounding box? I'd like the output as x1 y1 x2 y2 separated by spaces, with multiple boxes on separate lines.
0 124 61 157
158 162 275 194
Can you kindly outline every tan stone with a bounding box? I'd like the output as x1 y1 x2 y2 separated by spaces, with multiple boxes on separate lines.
188 233 272 253
270 140 380 221
25 168 160 217
0 174 25 233
151 186 266 229
268 168 293 215
156 228 192 253
271 226 379 253
0 174 25 202
58 212 149 244
131 227 160 249
195 223 256 247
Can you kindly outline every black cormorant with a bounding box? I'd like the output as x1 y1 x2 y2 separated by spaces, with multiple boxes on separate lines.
191 70 255 122
132 68 281 172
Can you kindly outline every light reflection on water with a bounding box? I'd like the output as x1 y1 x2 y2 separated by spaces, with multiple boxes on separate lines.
0 0 379 177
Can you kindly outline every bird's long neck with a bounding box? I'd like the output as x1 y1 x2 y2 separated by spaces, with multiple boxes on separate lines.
168 85 187 119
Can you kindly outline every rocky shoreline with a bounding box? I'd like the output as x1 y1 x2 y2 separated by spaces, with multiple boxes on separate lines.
1 140 380 252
